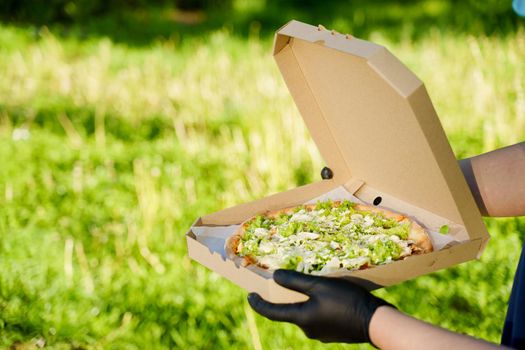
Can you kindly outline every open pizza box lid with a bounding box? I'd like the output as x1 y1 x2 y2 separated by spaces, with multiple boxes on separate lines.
185 20 490 303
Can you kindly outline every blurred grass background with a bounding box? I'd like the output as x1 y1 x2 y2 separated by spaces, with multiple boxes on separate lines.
0 0 524 349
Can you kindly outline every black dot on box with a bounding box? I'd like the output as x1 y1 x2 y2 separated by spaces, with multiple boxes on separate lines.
320 167 333 180
373 197 382 206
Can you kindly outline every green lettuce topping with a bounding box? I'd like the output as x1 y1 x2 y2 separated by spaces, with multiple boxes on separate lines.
383 223 410 240
368 239 403 264
238 200 414 274
284 256 303 270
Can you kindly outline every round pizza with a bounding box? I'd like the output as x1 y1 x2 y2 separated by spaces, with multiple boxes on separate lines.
225 199 433 276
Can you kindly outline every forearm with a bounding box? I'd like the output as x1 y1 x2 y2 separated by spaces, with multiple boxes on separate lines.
369 306 508 350
459 142 525 217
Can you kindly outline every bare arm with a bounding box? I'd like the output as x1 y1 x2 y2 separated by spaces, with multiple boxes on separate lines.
369 306 510 350
460 142 525 217
369 143 525 349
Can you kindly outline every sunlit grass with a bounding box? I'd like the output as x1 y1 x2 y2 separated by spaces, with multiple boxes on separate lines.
0 20 524 349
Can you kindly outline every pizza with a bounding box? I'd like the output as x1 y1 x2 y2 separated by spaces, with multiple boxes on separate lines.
225 199 433 275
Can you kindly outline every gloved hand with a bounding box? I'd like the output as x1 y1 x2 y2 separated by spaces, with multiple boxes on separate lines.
247 269 394 344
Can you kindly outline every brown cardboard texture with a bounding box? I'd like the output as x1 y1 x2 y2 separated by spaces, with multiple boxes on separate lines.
185 20 490 303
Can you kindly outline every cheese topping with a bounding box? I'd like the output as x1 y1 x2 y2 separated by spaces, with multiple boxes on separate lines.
239 200 414 274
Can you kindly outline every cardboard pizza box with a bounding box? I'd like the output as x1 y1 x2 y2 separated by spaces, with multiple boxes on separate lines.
184 20 490 303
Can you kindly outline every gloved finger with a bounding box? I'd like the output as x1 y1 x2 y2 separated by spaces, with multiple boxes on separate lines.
273 269 319 294
247 293 304 323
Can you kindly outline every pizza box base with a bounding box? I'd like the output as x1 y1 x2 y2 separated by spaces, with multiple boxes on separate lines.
185 179 487 303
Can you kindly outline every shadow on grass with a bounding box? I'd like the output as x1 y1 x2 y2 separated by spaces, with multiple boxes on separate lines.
4 0 525 47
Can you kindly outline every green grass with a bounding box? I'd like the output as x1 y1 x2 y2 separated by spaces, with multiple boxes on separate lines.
0 6 525 349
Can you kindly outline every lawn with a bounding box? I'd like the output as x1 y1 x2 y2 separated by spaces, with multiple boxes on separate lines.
0 2 524 349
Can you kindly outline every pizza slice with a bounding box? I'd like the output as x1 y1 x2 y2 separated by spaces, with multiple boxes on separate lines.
225 199 433 276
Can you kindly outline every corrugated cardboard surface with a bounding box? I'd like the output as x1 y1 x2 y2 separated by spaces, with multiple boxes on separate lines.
185 20 490 303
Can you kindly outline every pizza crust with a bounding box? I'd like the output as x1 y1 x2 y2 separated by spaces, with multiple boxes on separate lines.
225 201 433 276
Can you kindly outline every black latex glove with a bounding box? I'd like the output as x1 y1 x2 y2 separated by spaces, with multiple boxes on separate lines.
247 269 394 344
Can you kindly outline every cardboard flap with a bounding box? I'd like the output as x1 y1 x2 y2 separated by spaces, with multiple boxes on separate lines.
273 20 488 239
